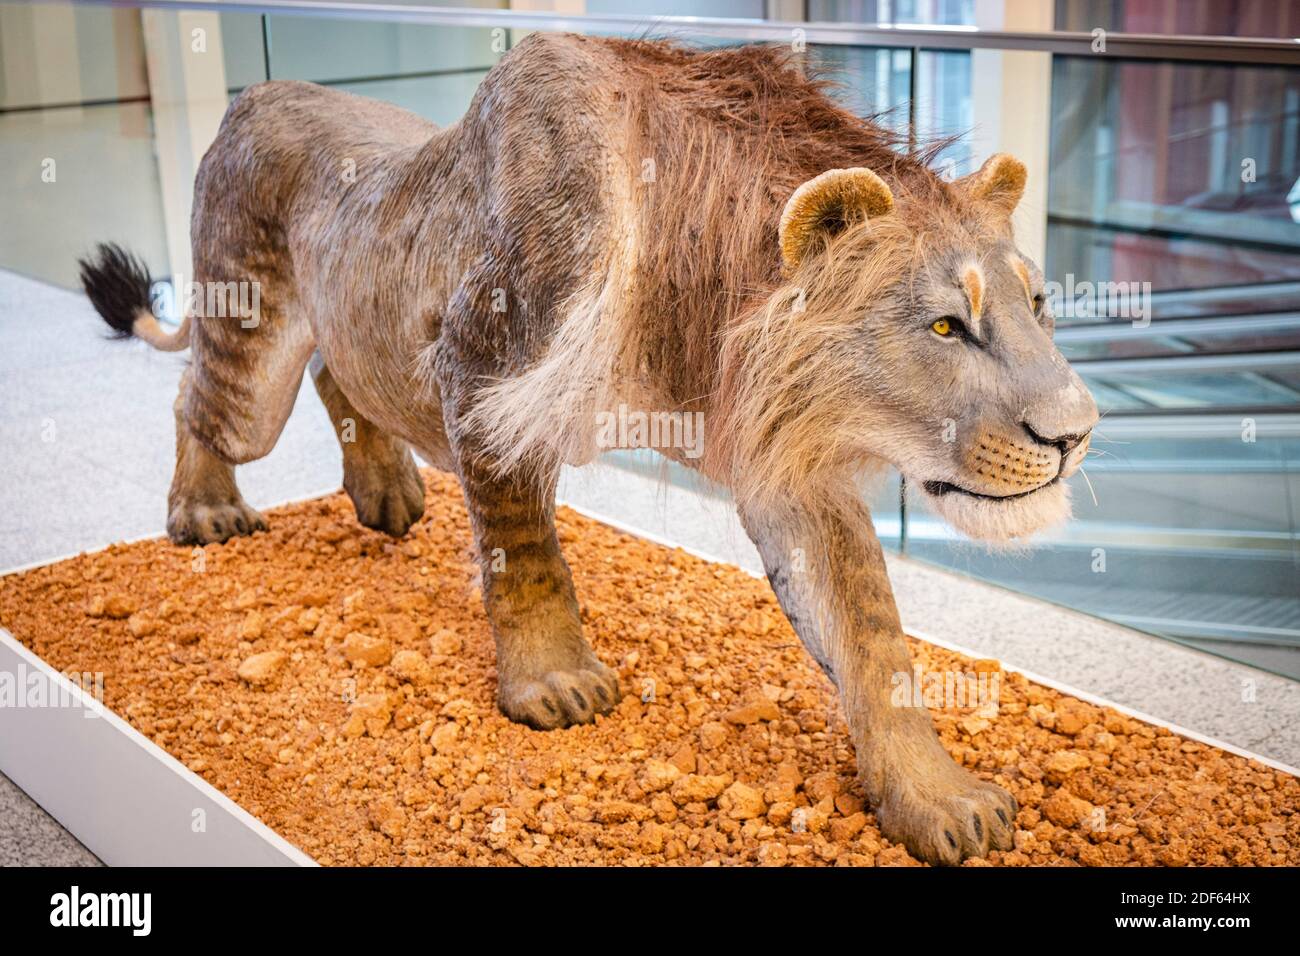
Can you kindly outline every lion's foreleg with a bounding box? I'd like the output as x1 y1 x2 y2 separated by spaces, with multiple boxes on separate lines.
434 338 621 730
739 497 1017 864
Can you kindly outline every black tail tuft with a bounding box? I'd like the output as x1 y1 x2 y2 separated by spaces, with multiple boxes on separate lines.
78 242 153 340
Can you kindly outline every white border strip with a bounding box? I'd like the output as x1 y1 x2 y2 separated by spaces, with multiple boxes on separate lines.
559 499 1300 779
0 629 317 866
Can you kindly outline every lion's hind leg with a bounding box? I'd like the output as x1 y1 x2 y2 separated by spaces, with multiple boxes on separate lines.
168 257 314 545
167 369 268 545
309 354 425 537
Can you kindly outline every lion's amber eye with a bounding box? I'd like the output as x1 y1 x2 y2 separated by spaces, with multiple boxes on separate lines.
931 318 952 336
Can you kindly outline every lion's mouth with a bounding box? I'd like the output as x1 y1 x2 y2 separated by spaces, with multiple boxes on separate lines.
922 477 1058 501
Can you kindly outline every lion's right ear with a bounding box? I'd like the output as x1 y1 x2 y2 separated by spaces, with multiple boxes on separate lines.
960 153 1027 215
779 167 894 271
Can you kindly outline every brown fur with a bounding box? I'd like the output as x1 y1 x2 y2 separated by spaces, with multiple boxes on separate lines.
81 34 1097 865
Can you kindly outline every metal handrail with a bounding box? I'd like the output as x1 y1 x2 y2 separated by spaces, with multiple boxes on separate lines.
62 0 1300 66
1054 312 1300 342
1071 350 1300 374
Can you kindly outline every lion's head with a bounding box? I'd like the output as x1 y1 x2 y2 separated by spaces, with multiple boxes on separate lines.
721 153 1098 543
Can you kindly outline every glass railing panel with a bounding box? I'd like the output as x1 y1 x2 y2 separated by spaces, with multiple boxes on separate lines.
329 71 495 126
1076 362 1300 413
0 2 167 288
889 29 1300 677
815 45 913 130
262 10 503 86
809 0 976 27
0 98 168 289
904 417 1300 673
914 49 973 174
1055 0 1300 40
219 12 271 90
1047 55 1300 318
586 0 766 15
0 2 147 110
1056 312 1300 361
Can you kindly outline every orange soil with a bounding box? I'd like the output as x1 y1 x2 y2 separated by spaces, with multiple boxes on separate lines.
1 470 1295 866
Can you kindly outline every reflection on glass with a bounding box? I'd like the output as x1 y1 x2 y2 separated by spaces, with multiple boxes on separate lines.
914 49 971 174
811 45 911 124
1048 56 1300 310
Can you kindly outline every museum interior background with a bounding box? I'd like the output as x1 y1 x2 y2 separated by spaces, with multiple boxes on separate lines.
1 0 1297 677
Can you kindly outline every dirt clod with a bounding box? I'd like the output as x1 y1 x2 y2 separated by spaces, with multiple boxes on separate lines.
672 773 731 805
1042 787 1094 828
342 631 392 667
237 650 286 687
719 782 767 819
102 595 137 619
724 698 780 725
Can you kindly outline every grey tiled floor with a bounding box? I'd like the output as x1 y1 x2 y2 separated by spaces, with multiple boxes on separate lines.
0 270 344 572
0 773 99 866
1 268 1296 865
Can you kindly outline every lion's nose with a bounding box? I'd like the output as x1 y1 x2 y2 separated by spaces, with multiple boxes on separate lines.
1023 422 1090 457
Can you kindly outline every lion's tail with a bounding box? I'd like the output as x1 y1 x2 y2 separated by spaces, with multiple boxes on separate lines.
77 242 191 352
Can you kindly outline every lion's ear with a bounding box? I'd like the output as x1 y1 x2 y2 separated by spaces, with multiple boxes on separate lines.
779 167 894 270
961 153 1027 214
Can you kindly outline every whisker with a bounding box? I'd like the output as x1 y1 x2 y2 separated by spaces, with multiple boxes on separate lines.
1077 465 1099 507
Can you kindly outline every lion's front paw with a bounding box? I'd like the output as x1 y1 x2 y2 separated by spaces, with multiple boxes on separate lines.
875 761 1017 865
167 498 267 545
498 659 621 730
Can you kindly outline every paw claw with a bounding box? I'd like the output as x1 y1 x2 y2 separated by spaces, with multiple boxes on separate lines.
876 760 1018 865
500 661 621 730
168 499 267 546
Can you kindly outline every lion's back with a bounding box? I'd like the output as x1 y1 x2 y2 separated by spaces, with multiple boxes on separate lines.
195 80 435 223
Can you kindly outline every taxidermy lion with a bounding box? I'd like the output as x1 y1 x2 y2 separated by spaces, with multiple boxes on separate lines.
80 33 1097 864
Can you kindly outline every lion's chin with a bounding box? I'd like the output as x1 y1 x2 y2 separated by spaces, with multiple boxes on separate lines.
918 479 1071 545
